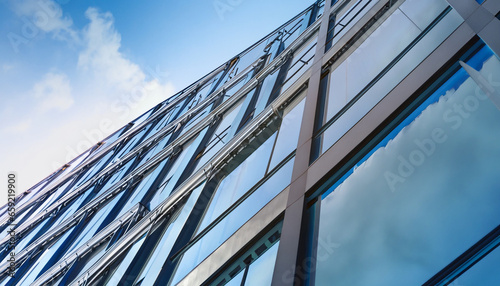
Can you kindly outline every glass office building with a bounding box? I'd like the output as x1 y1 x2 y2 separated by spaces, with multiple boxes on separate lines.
1 0 499 285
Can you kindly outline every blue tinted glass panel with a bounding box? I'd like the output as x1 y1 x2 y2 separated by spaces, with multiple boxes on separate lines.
321 5 463 154
149 128 208 209
15 226 75 285
105 234 147 285
136 182 206 285
172 157 294 285
224 270 244 286
194 100 245 172
196 133 276 233
315 48 500 285
245 241 280 286
269 97 305 170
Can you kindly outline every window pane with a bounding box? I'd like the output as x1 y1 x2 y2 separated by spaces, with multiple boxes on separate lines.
321 4 462 154
315 48 500 285
245 241 280 286
194 100 245 172
136 182 206 285
196 133 276 233
269 97 305 170
399 0 449 31
105 234 147 285
172 157 294 285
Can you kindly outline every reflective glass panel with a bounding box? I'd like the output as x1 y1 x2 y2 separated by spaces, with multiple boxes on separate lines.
105 234 147 285
172 156 294 285
196 133 276 233
245 241 280 286
315 47 500 285
135 182 206 285
321 2 462 154
194 100 244 172
269 97 305 170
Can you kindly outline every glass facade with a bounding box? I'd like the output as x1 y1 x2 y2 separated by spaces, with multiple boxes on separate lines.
313 44 500 286
1 0 499 285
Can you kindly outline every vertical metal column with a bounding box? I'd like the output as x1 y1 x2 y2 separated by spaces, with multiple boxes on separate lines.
271 1 333 285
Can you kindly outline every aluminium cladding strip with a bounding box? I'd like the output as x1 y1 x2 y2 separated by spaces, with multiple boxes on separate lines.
0 18 321 275
5 3 316 220
29 203 148 286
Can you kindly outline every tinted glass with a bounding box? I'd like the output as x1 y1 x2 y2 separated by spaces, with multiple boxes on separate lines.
315 47 500 285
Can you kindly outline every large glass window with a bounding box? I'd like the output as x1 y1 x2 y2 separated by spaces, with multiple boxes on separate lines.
171 155 295 285
314 0 463 159
313 45 500 285
193 99 245 172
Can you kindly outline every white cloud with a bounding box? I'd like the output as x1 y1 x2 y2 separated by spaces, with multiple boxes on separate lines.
1 5 176 198
77 7 175 119
78 8 146 92
10 0 78 42
33 72 74 112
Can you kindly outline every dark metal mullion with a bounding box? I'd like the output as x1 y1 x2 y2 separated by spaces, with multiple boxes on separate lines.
424 225 500 286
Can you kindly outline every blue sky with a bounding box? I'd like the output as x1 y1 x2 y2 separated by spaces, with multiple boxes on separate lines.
0 0 312 195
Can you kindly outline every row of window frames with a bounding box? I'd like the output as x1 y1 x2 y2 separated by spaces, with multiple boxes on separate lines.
7 5 311 222
0 18 311 282
12 65 224 213
22 86 304 284
0 129 172 258
5 57 304 262
3 49 301 258
2 25 316 274
1 120 160 237
3 95 249 263
10 0 320 216
8 98 196 227
1 205 146 285
90 88 304 284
